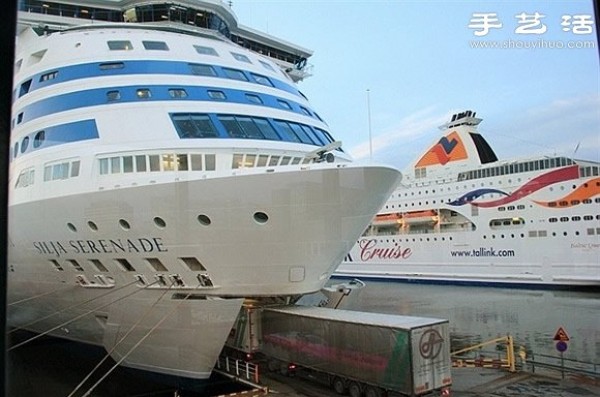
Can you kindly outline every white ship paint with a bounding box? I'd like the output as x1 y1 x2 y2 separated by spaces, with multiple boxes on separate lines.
337 111 600 288
8 0 400 380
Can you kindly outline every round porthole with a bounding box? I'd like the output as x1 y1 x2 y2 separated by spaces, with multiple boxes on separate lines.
253 212 269 224
197 214 211 226
119 219 131 230
154 217 166 228
87 221 98 231
67 222 77 232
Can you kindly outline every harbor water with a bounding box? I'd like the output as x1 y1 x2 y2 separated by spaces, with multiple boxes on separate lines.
345 280 600 363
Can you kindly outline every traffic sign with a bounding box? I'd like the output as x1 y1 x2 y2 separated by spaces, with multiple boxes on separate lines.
556 340 568 352
553 326 570 342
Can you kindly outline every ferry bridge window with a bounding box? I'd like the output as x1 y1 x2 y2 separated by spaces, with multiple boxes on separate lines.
177 154 189 171
123 156 134 173
135 155 147 172
259 60 276 72
172 114 219 138
149 155 160 172
190 154 203 171
107 41 134 51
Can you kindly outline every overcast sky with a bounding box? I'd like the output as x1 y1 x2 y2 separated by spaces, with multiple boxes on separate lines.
232 0 599 170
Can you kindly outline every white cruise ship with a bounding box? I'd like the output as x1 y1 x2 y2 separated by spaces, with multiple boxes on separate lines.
8 0 400 381
337 111 600 289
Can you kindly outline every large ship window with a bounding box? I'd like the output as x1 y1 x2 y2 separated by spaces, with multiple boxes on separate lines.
19 79 32 97
245 93 263 104
15 168 35 188
143 40 169 51
107 40 134 51
251 73 273 87
223 67 248 81
194 45 219 56
189 63 217 76
207 90 226 100
172 114 219 138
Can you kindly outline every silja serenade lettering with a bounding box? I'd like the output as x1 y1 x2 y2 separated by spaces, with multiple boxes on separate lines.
32 238 167 257
359 239 412 261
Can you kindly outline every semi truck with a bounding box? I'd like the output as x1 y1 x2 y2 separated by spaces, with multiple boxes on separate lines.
226 304 452 397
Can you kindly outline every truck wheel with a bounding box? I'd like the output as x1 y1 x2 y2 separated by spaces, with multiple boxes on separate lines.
332 377 346 394
348 382 362 397
365 386 383 397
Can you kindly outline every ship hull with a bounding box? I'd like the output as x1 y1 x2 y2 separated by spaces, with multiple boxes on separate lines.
8 164 400 377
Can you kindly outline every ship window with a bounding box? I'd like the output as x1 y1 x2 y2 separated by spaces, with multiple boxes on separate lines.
149 155 160 171
180 257 206 271
99 62 125 70
177 154 189 171
572 216 581 221
187 154 202 170
251 73 273 86
172 114 219 138
207 90 226 100
194 45 218 56
277 100 292 110
560 217 569 222
162 154 175 171
300 106 312 116
20 137 29 153
99 159 109 175
205 154 216 170
583 215 593 220
17 112 23 124
189 63 217 76
549 217 558 223
257 155 269 167
107 40 133 50
123 156 133 173
314 128 334 144
269 156 280 166
232 153 244 169
274 120 301 143
136 89 151 99
302 125 324 145
291 157 301 165
107 90 121 101
110 157 121 174
50 260 64 272
146 258 168 272
231 52 252 63
115 258 136 272
254 118 280 140
289 122 315 144
89 259 108 272
40 71 58 82
19 79 32 97
52 163 69 180
223 67 248 81
237 117 267 139
135 155 147 172
219 116 246 138
259 60 276 72
280 156 291 165
143 40 169 50
71 161 80 177
245 93 263 104
169 88 188 98
68 259 84 272
15 168 35 188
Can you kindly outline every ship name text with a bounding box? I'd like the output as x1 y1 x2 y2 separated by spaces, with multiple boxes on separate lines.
32 238 167 257
359 239 412 261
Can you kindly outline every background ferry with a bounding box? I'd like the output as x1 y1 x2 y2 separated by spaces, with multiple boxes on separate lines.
337 111 600 289
8 0 399 382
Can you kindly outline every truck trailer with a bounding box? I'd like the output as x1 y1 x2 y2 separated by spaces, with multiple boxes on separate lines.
227 305 452 397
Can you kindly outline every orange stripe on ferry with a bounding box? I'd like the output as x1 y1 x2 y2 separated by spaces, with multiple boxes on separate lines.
534 177 600 208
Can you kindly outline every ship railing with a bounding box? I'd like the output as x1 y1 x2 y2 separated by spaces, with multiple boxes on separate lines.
527 352 600 380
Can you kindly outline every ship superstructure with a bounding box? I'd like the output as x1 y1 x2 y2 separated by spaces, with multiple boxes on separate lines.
8 0 400 380
337 111 600 288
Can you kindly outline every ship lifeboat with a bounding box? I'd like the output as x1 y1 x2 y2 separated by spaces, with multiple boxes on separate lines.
402 210 438 224
373 213 403 225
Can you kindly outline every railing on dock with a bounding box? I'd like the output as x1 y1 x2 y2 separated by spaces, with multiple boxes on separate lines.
528 352 600 379
451 335 517 372
215 355 261 385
